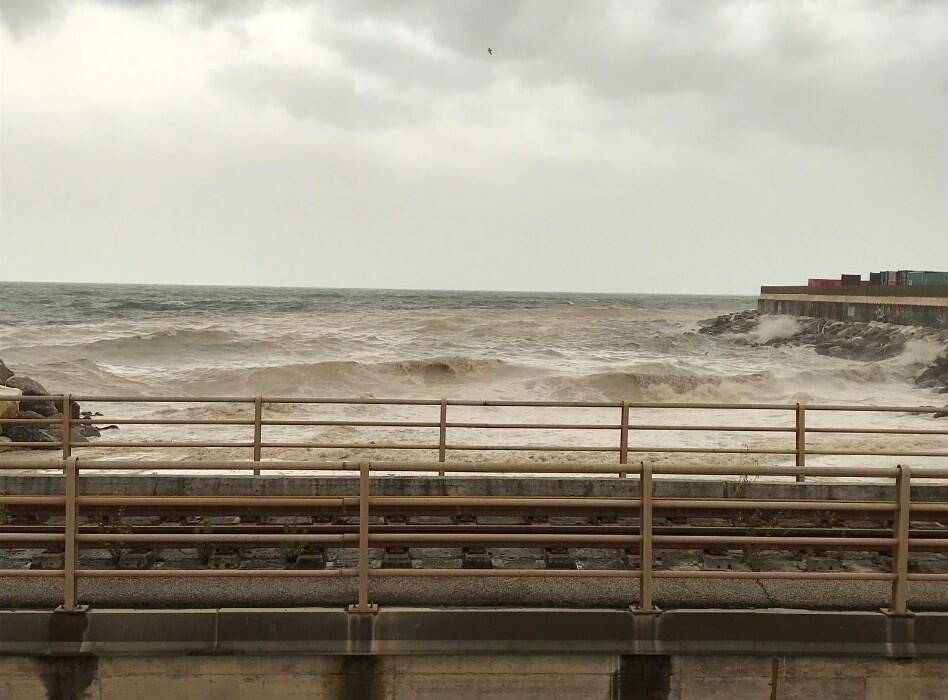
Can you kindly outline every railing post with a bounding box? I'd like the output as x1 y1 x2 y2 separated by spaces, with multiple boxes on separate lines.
795 403 806 483
61 392 72 463
348 462 377 613
619 401 629 478
253 395 263 476
438 399 447 477
60 455 79 612
634 461 654 613
890 464 912 615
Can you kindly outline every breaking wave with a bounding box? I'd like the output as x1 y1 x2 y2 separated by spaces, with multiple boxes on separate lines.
177 356 526 395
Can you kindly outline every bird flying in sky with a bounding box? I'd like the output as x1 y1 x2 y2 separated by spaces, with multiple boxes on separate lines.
487 48 494 55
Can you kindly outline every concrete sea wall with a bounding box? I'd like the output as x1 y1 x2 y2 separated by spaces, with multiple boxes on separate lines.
3 653 948 699
2 607 948 699
757 285 948 328
758 296 948 327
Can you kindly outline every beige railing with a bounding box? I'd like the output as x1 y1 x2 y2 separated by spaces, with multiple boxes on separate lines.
2 396 947 613
2 396 948 479
0 457 943 614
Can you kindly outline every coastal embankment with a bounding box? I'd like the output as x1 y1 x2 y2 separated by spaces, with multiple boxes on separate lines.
701 310 948 397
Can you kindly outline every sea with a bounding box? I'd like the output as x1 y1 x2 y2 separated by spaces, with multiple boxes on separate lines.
1 282 945 471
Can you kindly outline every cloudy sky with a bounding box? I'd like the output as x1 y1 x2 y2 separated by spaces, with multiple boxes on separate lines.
1 0 946 294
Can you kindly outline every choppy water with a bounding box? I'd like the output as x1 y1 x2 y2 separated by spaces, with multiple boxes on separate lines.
1 282 945 470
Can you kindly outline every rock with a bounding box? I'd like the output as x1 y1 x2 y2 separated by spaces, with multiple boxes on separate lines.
21 399 59 417
2 375 80 419
5 376 57 416
65 399 81 420
0 359 12 385
4 375 49 396
699 310 760 335
0 386 21 420
702 311 946 374
917 354 948 390
2 410 58 446
78 425 102 438
45 417 90 444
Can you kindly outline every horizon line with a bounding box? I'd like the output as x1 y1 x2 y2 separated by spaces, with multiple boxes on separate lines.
0 279 760 297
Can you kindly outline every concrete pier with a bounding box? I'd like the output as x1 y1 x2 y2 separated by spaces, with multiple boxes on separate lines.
758 284 948 327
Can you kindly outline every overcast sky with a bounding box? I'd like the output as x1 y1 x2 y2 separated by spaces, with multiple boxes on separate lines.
1 0 946 294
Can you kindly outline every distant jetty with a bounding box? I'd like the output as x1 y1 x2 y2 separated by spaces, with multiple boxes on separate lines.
758 269 948 328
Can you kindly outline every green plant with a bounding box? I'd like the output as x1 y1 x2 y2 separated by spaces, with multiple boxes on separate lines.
97 508 132 565
194 520 216 563
278 525 305 563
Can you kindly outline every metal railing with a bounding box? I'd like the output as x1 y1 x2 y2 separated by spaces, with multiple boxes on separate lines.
2 396 947 612
2 396 948 480
0 457 943 614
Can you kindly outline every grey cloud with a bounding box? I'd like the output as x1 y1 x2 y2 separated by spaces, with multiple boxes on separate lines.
100 0 271 22
321 0 948 151
0 0 64 36
0 0 274 35
321 29 494 94
215 63 419 129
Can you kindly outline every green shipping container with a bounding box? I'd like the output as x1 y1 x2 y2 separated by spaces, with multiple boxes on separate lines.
906 271 948 286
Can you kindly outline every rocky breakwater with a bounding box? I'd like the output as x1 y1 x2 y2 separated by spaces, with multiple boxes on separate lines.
0 359 103 452
700 311 948 412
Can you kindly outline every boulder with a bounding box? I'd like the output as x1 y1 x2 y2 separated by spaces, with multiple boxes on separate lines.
4 376 57 416
699 310 761 335
22 399 59 417
917 355 948 390
3 409 58 446
0 386 21 421
45 414 90 444
3 375 79 418
0 359 12 385
4 375 49 396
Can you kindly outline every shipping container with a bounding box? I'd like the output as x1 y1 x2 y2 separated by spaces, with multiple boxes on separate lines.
869 272 882 286
840 274 862 286
907 271 948 286
808 278 843 287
